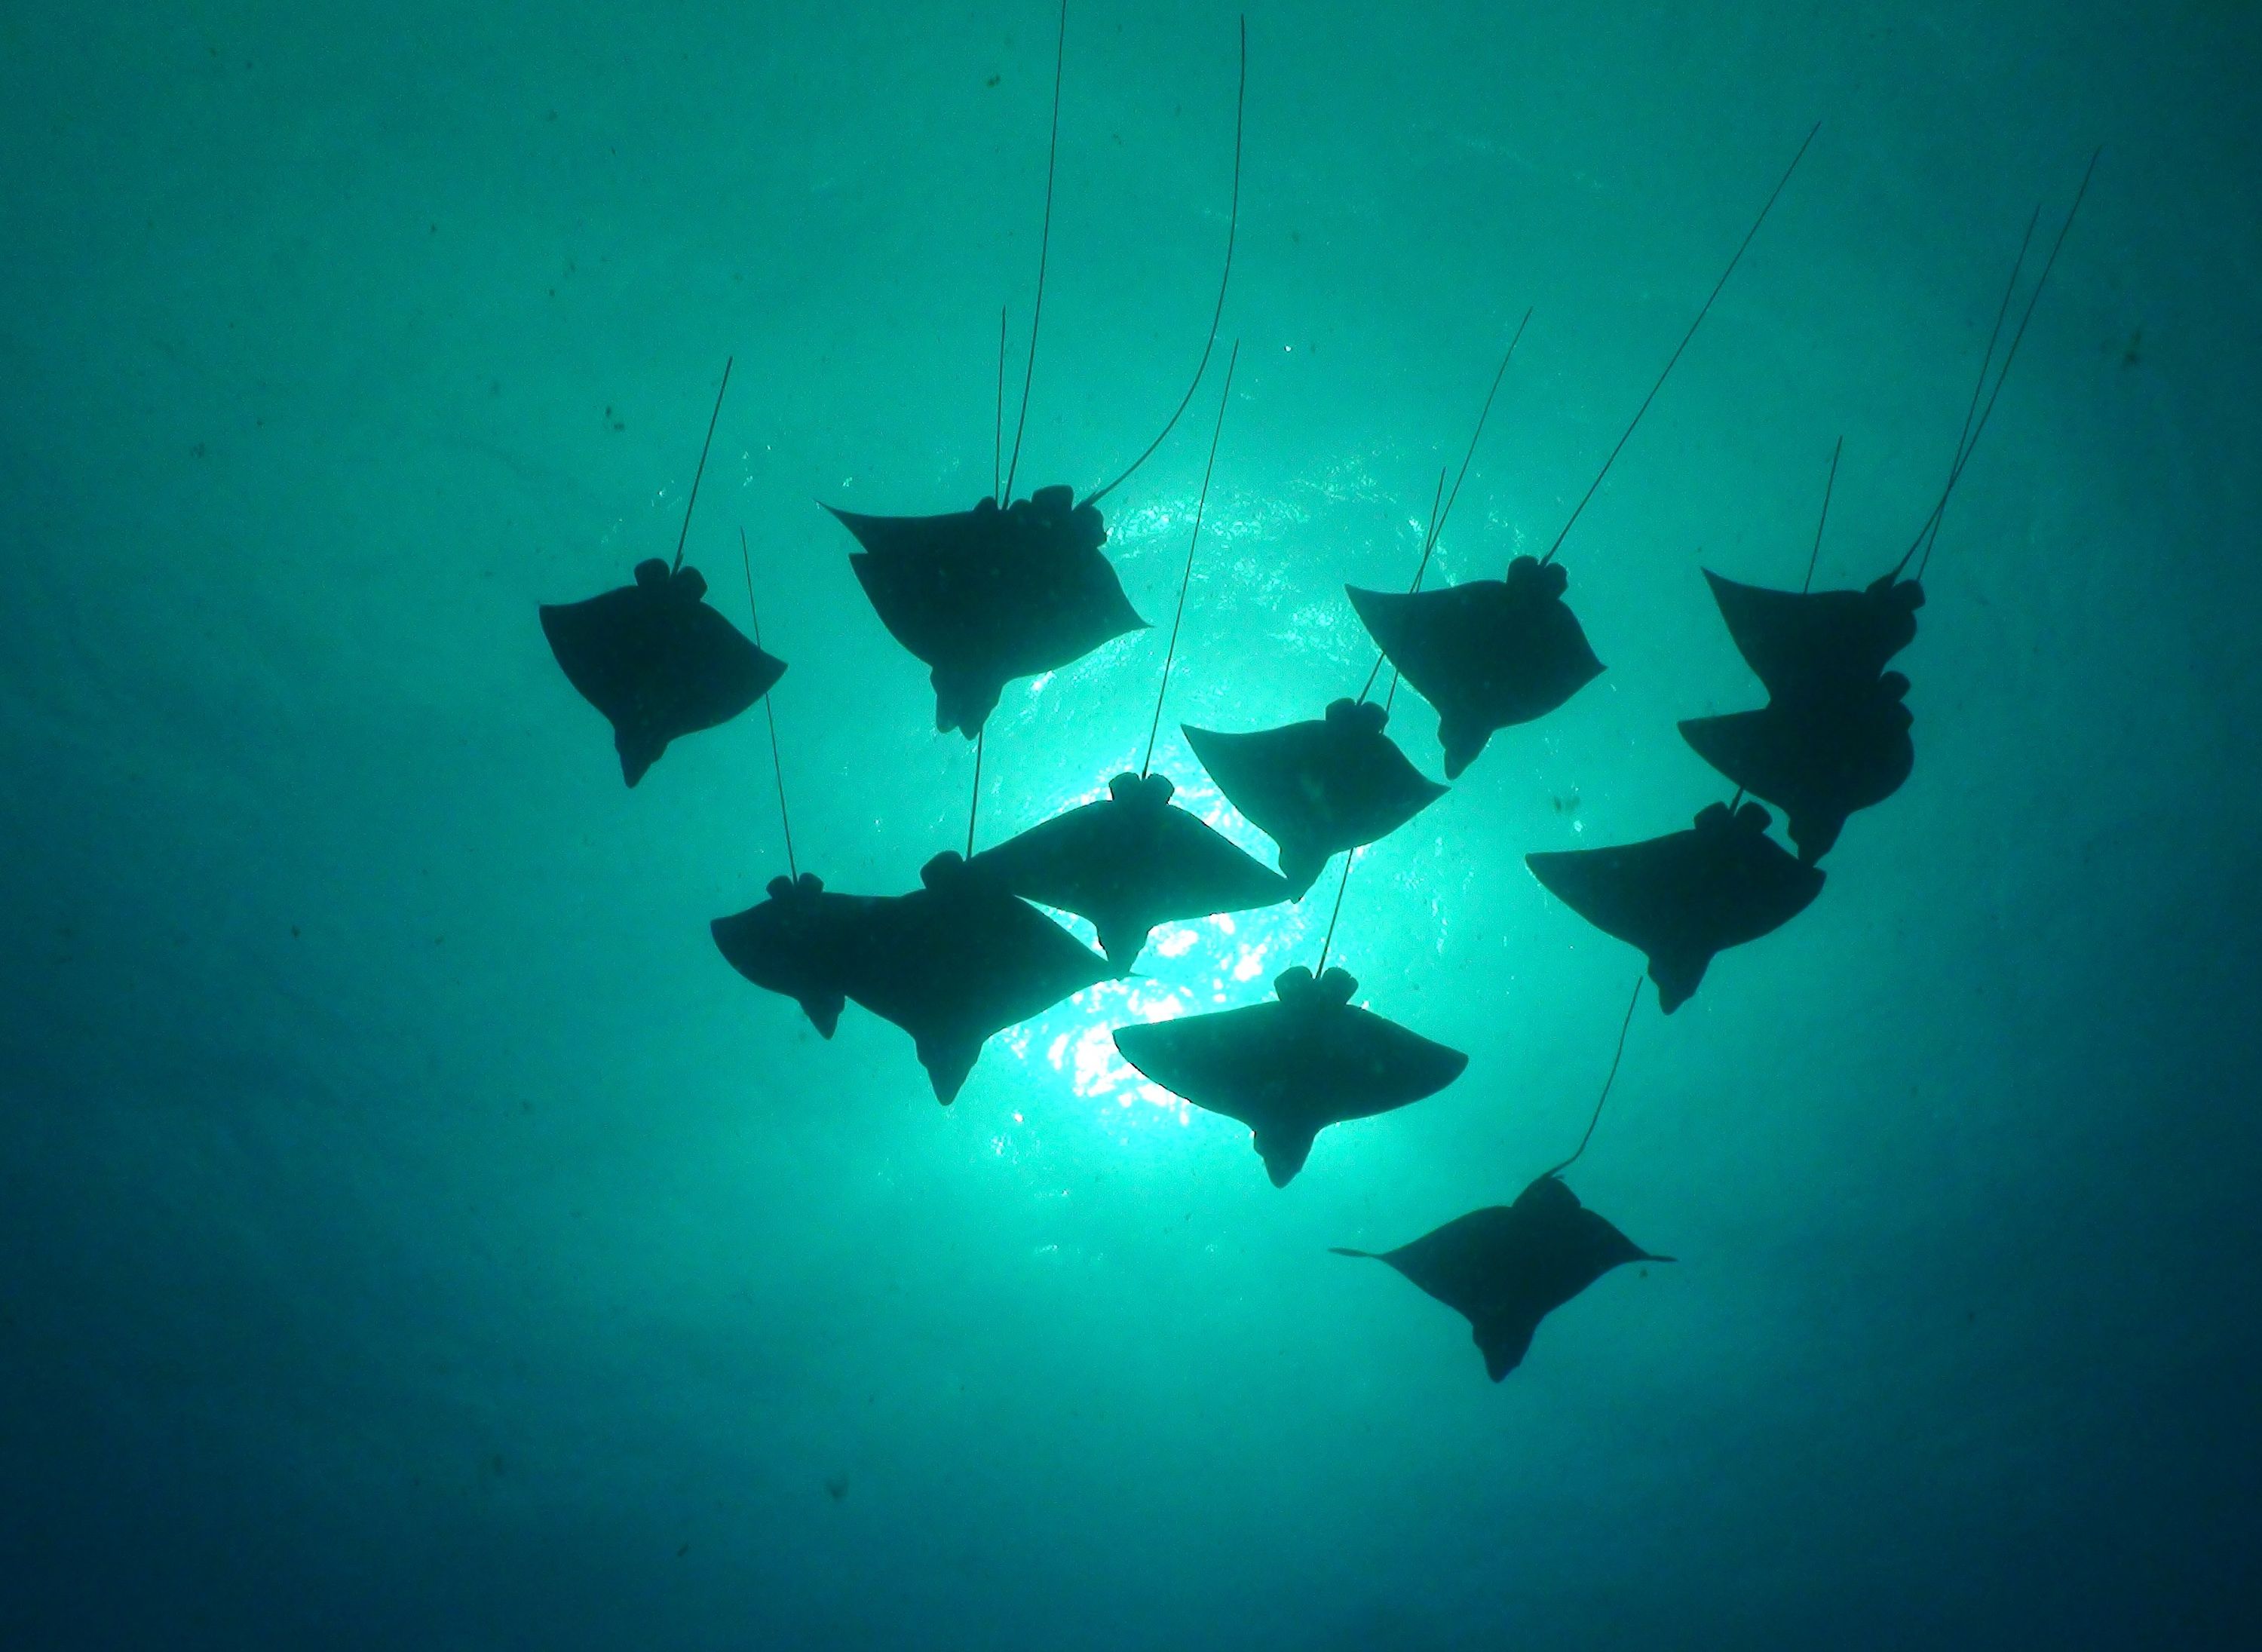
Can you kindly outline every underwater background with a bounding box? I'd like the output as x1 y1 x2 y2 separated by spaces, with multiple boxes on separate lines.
5 1 2260 1647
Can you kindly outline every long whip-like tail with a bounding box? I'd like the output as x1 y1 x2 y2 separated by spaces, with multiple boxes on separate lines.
1540 124 1819 568
671 357 733 573
1142 339 1240 776
1080 16 1246 510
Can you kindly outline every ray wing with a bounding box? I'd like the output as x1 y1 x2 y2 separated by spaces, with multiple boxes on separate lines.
1184 720 1445 893
711 888 881 1040
846 884 1111 1103
1705 569 1911 700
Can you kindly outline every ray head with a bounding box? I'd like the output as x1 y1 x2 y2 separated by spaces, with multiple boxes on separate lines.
1108 770 1176 808
1867 570 1926 611
1506 554 1568 598
1324 697 1389 734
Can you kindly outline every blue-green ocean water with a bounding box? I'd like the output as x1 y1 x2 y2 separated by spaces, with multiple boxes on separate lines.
5 2 2259 1647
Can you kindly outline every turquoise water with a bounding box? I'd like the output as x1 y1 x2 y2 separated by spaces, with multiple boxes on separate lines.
5 2 2258 1646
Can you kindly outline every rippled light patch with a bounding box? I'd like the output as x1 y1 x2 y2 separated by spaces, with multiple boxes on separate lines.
1052 982 1182 1108
1151 925 1199 958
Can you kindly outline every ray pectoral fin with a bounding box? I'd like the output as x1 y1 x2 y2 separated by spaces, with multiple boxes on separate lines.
1703 571 1809 691
826 505 895 559
821 503 924 556
1110 1022 1160 1071
541 592 648 719
536 601 578 667
847 550 927 659
1678 711 1773 797
1344 586 1405 655
1677 713 1722 766
1327 1246 1380 1260
1525 848 1611 930
1432 1043 1473 1091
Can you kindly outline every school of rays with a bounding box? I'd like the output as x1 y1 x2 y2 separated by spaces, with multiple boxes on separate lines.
538 5 2098 1383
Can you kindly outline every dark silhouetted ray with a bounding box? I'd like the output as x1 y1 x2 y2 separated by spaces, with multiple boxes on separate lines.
710 872 884 1041
829 489 1147 737
1339 128 1819 780
1182 700 1447 897
973 771 1290 967
1113 964 1467 1186
1349 556 1605 778
1679 674 1914 863
845 851 1111 1105
1332 1174 1671 1380
823 11 1245 737
1703 568 1923 704
1698 156 2099 710
540 559 786 786
1526 800 1823 1013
